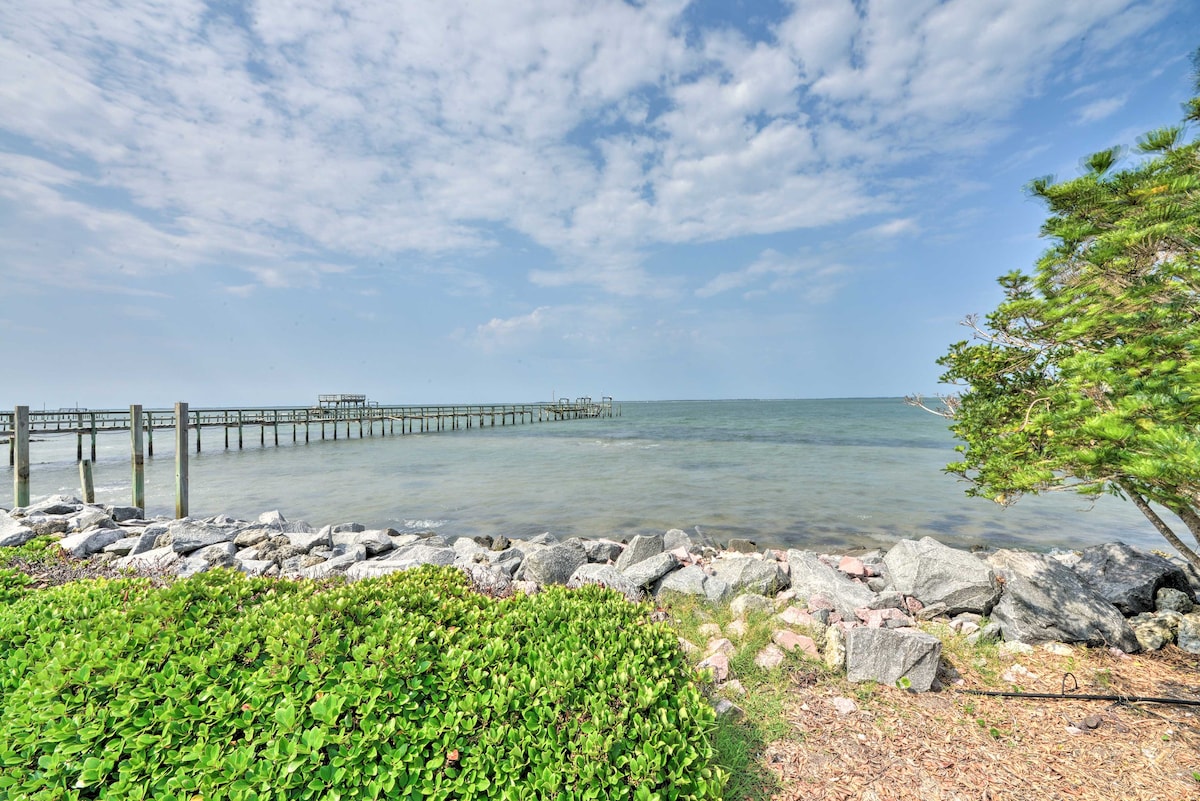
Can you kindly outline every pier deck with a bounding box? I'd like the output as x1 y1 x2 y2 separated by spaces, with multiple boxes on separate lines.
3 398 616 460
4 397 616 513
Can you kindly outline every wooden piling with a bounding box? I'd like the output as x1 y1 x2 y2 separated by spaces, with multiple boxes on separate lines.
175 402 188 518
14 406 30 508
147 410 154 456
131 405 145 512
79 459 95 504
90 412 97 461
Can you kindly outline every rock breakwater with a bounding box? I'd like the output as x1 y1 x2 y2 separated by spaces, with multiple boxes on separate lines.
4 495 1199 693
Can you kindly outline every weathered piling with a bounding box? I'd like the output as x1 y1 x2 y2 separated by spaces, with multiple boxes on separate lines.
14 406 29 507
131 405 145 512
3 397 617 510
175 402 188 518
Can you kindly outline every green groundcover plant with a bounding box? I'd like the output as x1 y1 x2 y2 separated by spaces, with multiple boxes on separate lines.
0 567 724 800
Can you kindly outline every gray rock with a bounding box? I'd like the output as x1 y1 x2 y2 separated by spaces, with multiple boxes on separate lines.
26 495 84 516
237 559 276 577
1129 611 1182 651
525 532 558 547
729 593 775 619
351 530 394 557
389 533 423 549
102 536 141 557
710 556 789 596
615 534 665 572
257 510 288 527
460 563 512 595
1156 586 1195 614
1164 555 1200 594
1073 542 1196 615
0 511 36 548
234 527 273 548
194 541 239 564
302 545 367 579
567 564 645 602
582 539 624 563
344 544 455 580
845 627 942 692
57 528 125 558
176 555 215 578
487 548 525 578
988 549 1140 652
25 513 70 537
663 529 696 553
726 538 758 554
522 541 587 586
490 535 511 551
168 520 237 555
620 552 679 588
68 507 117 533
115 545 180 572
655 565 732 605
285 528 333 554
824 625 846 671
1177 613 1200 654
329 522 366 534
452 537 488 561
389 543 458 567
883 536 1000 615
106 505 144 523
786 550 877 621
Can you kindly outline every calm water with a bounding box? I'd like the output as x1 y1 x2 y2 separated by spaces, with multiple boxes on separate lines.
4 398 1163 553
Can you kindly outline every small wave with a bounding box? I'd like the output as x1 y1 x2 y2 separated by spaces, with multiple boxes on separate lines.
399 519 447 531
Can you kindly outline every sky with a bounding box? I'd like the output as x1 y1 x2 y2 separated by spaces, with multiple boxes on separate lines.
1 0 1198 408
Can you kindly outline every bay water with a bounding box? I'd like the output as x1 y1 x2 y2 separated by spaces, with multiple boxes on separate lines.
5 398 1164 553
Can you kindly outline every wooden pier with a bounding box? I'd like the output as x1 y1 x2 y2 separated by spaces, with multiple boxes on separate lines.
2 396 616 514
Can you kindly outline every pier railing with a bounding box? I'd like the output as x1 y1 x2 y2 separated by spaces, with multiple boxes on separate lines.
2 398 616 515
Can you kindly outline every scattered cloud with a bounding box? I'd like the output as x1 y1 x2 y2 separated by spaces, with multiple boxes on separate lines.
696 249 847 302
1076 94 1129 123
0 0 1171 300
866 218 919 237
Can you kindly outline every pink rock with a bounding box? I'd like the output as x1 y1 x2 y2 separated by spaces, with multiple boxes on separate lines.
776 606 817 627
754 644 785 670
705 637 735 656
855 607 915 628
697 652 731 681
669 546 691 563
807 594 836 612
904 596 924 615
838 556 867 577
772 630 820 658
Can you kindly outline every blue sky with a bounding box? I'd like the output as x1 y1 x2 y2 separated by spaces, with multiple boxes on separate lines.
1 0 1197 407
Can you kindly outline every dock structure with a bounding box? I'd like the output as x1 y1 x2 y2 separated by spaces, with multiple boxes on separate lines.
3 397 616 514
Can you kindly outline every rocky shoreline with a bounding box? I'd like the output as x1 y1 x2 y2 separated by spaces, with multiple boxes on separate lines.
3 495 1199 693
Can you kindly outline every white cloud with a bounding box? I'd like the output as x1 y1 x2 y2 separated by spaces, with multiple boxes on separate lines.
1076 95 1129 123
696 249 846 302
0 0 1176 298
867 218 919 237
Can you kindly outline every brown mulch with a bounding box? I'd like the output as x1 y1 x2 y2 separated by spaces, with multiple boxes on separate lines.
760 646 1200 801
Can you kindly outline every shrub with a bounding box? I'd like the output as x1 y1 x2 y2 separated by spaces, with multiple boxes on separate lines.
0 566 724 800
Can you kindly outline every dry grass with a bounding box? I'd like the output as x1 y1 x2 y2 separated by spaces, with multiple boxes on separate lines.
755 643 1200 801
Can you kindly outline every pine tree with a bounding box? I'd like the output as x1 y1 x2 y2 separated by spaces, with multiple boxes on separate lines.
911 50 1200 570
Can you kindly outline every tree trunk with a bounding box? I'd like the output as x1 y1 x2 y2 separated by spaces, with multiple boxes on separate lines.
1116 480 1200 573
1170 503 1200 551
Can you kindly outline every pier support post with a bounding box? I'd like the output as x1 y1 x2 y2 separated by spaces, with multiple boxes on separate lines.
147 411 154 456
131 405 145 513
14 406 30 508
90 413 97 461
79 459 94 504
175 402 189 519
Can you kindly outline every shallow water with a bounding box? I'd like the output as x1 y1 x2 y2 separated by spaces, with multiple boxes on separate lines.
3 398 1166 553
